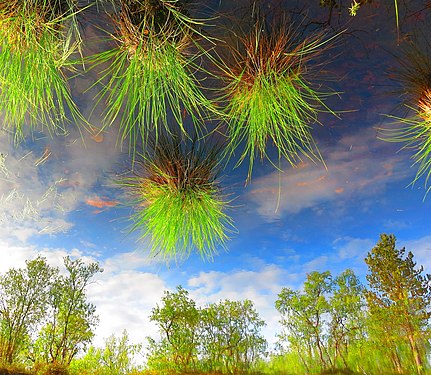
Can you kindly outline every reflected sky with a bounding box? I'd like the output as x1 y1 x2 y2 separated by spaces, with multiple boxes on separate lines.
1 0 431 350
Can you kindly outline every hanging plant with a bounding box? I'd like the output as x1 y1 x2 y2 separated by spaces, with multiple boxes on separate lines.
379 42 431 193
217 21 340 181
91 0 217 152
0 0 85 140
118 131 234 261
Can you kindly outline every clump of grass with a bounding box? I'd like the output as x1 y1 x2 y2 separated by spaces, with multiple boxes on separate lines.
92 0 216 153
118 132 234 261
379 42 431 193
217 22 339 181
0 0 84 141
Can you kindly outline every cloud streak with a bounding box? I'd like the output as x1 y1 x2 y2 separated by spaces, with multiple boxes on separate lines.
247 128 411 221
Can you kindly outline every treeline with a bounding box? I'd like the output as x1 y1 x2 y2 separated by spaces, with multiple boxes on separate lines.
263 233 431 375
0 233 430 375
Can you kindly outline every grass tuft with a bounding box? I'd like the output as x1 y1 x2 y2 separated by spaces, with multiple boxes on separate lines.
217 22 339 181
0 0 85 141
380 41 431 194
91 0 216 153
118 131 234 262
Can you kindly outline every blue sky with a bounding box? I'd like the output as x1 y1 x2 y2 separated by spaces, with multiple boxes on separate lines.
1 0 431 354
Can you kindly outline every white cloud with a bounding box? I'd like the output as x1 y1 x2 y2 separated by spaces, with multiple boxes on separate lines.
247 128 410 221
333 236 375 261
401 236 431 274
87 269 167 347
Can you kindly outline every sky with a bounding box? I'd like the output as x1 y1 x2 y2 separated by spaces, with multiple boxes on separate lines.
1 0 431 356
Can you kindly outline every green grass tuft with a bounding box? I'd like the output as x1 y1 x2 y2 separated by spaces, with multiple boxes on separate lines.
379 102 431 194
218 23 339 181
0 0 85 141
380 41 431 194
118 132 234 261
91 0 216 153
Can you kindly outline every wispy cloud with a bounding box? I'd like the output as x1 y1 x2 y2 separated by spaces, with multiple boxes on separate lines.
0 123 123 241
247 128 411 221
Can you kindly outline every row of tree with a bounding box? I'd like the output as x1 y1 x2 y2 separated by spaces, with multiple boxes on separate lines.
0 233 430 374
272 234 431 375
146 287 267 374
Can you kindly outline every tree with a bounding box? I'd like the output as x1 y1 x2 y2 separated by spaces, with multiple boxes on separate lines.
0 257 56 364
365 233 431 374
100 330 142 375
69 330 143 375
200 299 267 374
328 269 366 368
275 271 333 371
34 256 102 366
147 286 201 373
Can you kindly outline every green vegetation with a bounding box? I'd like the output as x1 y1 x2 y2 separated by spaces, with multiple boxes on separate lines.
0 256 102 373
117 132 234 261
0 0 85 141
270 233 431 375
218 22 338 181
147 286 267 374
91 0 216 152
380 43 431 193
0 234 430 374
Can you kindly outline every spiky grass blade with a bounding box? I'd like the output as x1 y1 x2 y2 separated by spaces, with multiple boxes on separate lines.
218 24 339 181
380 41 431 194
91 0 216 152
380 97 431 193
0 0 85 140
118 133 234 261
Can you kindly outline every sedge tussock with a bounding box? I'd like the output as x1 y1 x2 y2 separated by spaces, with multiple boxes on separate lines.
91 0 216 152
118 132 234 262
0 0 85 141
379 41 431 193
218 22 340 181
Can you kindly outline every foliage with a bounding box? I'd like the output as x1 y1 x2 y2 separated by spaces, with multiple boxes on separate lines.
276 271 333 371
0 0 85 141
69 330 142 375
147 286 267 374
271 235 431 375
365 233 431 375
118 132 234 261
379 42 431 194
200 299 267 374
33 257 102 367
217 21 339 180
0 257 57 365
328 269 366 369
91 0 216 152
147 286 200 374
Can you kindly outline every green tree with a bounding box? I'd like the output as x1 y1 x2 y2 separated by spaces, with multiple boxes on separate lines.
328 269 366 369
100 330 142 375
200 299 267 374
34 256 102 366
147 286 200 374
365 233 431 374
276 271 333 371
0 257 56 364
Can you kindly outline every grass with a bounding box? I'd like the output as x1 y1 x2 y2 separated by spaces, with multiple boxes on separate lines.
117 131 234 261
217 22 339 181
0 0 84 141
91 0 216 153
380 104 431 194
379 42 431 194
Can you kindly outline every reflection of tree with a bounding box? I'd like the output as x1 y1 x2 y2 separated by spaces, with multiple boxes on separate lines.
365 233 431 375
